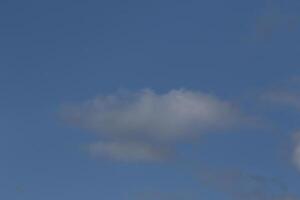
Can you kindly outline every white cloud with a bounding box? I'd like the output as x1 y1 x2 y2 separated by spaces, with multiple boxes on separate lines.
62 89 240 141
62 89 241 161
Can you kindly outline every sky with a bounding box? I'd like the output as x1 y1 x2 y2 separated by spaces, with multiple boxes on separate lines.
1 0 300 199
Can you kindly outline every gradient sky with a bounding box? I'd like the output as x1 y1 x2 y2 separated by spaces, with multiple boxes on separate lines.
1 0 300 199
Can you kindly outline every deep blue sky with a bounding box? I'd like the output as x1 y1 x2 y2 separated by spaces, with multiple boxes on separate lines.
1 0 300 199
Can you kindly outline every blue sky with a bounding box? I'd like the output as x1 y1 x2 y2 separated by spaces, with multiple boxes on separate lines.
1 0 300 199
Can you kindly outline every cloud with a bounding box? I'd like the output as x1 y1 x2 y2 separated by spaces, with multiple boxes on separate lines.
262 87 300 172
88 141 170 162
293 144 300 170
262 90 300 110
200 168 298 200
62 89 241 162
292 132 300 171
62 89 240 141
253 0 299 41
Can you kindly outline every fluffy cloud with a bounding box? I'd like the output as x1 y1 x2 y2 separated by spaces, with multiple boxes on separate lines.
62 89 241 161
62 89 240 141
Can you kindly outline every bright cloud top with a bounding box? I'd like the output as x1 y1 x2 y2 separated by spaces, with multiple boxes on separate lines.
62 89 240 141
62 89 242 161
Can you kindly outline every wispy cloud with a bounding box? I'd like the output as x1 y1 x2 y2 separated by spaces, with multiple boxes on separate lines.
261 80 300 172
88 141 170 162
200 168 299 200
262 90 300 109
253 0 299 41
292 132 300 171
61 89 242 162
